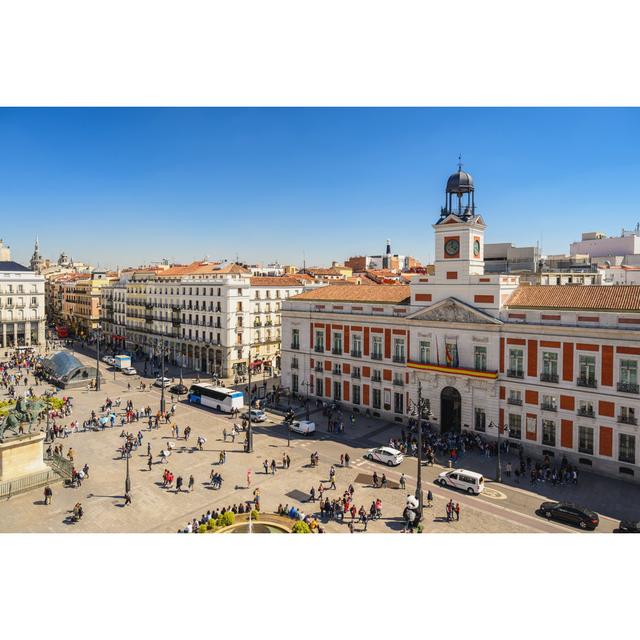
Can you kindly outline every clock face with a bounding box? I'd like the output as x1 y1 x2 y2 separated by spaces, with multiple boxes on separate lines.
444 238 460 257
473 239 481 257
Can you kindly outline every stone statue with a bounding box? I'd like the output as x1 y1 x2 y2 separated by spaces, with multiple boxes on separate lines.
0 397 48 440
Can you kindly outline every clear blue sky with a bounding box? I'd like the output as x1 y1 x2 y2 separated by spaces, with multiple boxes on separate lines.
1 108 639 269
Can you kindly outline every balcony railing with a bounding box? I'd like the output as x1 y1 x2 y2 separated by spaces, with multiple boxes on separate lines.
577 407 595 418
314 345 324 353
507 397 523 406
507 369 524 379
350 350 362 358
577 376 597 388
540 403 557 412
393 355 406 364
371 375 382 382
618 414 638 425
393 379 404 386
314 365 323 373
332 369 342 376
371 352 383 361
540 372 559 383
351 371 361 379
332 348 343 355
291 361 298 369
617 382 639 394
290 343 300 350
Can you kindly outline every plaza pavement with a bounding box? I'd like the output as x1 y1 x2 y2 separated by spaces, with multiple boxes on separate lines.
1 348 637 533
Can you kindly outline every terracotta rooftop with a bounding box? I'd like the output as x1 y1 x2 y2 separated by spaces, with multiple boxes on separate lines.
505 285 640 312
157 262 249 278
250 276 305 287
291 284 410 304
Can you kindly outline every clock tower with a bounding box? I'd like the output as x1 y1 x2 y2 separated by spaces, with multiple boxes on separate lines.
432 162 486 283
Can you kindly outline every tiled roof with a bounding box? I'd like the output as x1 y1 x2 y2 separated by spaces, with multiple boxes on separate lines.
291 284 410 304
505 285 640 311
157 262 248 278
250 276 305 287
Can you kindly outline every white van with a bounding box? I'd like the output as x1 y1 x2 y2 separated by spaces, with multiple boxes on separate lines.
436 469 485 495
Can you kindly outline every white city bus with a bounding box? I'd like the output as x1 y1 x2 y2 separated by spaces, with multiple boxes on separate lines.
187 383 244 413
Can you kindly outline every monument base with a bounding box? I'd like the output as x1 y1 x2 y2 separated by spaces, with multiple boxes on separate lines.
0 431 53 483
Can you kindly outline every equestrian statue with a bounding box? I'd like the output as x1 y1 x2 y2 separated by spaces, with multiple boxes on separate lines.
0 396 48 441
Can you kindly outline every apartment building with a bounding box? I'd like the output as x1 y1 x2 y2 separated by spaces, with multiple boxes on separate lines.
0 256 45 349
100 263 304 377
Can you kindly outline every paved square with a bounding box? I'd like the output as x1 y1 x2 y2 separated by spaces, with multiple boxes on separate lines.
1 348 637 534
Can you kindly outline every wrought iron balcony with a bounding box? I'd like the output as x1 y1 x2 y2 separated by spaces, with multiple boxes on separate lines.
351 371 361 379
577 407 595 418
617 382 639 394
393 378 404 386
291 361 298 369
507 369 524 379
332 348 343 355
350 350 362 358
332 368 342 376
371 352 383 361
618 414 638 425
577 376 597 388
540 372 559 383
507 397 523 406
314 364 323 372
314 345 324 353
393 355 406 364
290 343 300 350
540 402 557 412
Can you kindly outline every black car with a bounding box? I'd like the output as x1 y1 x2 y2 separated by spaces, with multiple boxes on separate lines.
538 501 599 530
616 520 640 533
170 383 188 395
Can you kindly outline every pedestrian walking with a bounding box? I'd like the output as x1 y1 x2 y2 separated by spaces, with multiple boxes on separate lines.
427 489 433 508
247 469 252 487
263 459 269 474
176 476 183 492
399 473 406 490
455 502 461 521
188 474 195 492
124 491 132 506
148 455 153 471
270 459 276 474
44 485 52 505
344 453 350 467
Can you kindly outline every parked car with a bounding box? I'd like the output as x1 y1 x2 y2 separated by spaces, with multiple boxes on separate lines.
154 376 171 388
170 383 189 395
615 520 640 533
122 367 137 376
102 356 115 365
365 446 404 466
242 409 267 422
436 469 485 495
289 420 316 435
537 501 599 530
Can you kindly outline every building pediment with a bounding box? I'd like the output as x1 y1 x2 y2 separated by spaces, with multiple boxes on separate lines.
408 297 502 325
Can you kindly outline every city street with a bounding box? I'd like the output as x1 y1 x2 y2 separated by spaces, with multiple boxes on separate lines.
1 347 637 533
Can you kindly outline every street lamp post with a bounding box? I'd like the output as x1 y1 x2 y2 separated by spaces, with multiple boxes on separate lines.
409 380 432 517
489 421 507 482
246 353 253 453
160 341 167 415
125 444 131 494
95 324 101 392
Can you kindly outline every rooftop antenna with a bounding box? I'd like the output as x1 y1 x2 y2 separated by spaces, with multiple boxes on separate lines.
458 153 463 171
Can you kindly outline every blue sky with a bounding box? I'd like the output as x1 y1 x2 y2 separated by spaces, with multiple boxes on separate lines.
1 107 639 269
